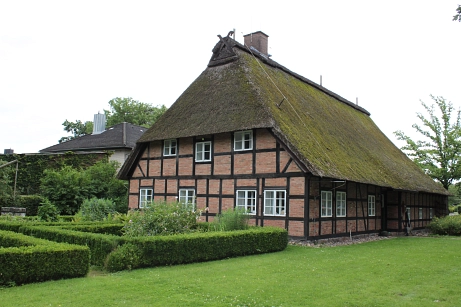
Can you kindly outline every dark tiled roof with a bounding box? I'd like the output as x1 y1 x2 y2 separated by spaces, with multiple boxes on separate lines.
120 35 447 195
40 123 145 153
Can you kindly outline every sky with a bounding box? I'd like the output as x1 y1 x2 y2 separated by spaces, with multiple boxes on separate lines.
1 1 460 154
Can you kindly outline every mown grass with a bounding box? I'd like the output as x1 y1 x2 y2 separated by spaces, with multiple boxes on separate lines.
1 236 461 306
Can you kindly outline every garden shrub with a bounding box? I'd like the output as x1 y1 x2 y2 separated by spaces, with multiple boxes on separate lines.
428 215 461 235
18 195 43 216
105 243 142 272
0 230 90 286
37 199 59 222
60 223 124 236
107 226 288 272
122 201 201 237
40 161 128 215
1 195 44 216
18 225 120 266
211 208 250 231
76 198 117 222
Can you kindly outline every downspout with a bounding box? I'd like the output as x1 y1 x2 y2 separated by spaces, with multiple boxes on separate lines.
123 122 127 146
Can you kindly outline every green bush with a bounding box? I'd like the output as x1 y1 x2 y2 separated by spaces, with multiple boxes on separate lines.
107 227 288 272
60 224 124 236
211 208 250 231
122 201 201 237
0 230 90 286
19 195 43 216
105 243 142 272
37 199 60 222
428 215 461 235
40 161 128 215
76 198 117 222
18 225 120 266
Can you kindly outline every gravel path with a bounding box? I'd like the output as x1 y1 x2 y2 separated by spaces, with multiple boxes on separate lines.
289 229 430 248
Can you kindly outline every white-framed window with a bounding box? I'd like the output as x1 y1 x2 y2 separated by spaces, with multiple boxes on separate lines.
336 191 346 217
368 195 376 216
195 141 211 162
234 130 253 151
419 207 423 219
321 191 332 217
264 190 286 216
429 208 433 219
179 189 195 210
236 190 256 214
163 139 177 156
139 188 153 208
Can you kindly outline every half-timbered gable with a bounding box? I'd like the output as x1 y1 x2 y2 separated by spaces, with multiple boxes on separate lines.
120 31 448 240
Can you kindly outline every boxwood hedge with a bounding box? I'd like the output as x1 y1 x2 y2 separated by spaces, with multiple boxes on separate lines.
0 230 90 286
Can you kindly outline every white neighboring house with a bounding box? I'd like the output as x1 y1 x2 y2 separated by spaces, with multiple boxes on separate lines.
40 114 145 169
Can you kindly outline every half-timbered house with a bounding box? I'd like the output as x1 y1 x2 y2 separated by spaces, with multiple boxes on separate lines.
118 31 448 240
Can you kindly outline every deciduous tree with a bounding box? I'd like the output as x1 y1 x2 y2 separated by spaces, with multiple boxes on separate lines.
394 95 461 190
59 97 167 142
104 97 167 128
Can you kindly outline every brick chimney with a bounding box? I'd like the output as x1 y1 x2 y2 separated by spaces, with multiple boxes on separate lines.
243 31 269 56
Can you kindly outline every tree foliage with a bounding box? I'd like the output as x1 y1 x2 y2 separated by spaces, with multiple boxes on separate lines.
104 97 167 128
454 5 461 22
59 97 167 143
394 95 461 190
40 161 128 215
59 120 93 143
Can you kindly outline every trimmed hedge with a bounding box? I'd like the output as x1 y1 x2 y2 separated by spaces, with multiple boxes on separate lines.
17 225 120 266
59 224 124 236
0 195 43 216
1 221 288 273
106 227 288 272
0 230 90 286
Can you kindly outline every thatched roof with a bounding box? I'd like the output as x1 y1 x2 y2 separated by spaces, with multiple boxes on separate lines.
41 123 146 153
122 35 447 195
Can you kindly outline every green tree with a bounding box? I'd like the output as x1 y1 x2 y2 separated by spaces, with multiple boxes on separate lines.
40 165 91 214
59 97 167 142
104 97 167 128
454 5 461 22
59 120 93 143
40 160 128 215
394 95 461 190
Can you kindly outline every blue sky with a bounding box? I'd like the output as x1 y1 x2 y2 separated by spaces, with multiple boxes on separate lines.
1 1 460 153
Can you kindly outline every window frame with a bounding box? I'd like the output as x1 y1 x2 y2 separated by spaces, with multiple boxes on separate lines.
236 190 257 215
163 139 177 156
368 195 376 216
195 141 212 162
139 188 153 208
178 188 196 210
321 191 333 217
264 190 286 216
429 208 433 219
418 207 423 219
336 191 347 217
234 130 253 151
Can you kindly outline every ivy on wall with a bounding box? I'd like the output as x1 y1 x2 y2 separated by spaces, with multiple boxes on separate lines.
0 152 110 195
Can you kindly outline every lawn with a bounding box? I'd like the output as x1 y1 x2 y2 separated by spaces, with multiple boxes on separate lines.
1 236 460 306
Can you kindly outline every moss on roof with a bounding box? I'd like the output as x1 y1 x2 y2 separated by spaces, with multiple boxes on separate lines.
135 41 447 195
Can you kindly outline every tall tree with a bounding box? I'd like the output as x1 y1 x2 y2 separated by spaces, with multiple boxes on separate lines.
104 97 167 128
394 95 461 190
59 98 167 142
